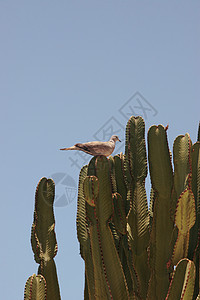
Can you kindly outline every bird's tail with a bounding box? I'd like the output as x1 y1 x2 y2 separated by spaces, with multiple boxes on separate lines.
60 146 80 151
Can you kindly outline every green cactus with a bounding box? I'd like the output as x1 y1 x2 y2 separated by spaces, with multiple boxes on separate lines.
25 177 61 300
147 125 175 299
77 116 200 300
24 274 47 300
87 156 129 299
24 115 199 300
165 258 196 300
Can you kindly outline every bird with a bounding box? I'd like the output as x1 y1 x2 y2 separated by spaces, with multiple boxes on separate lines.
60 135 121 157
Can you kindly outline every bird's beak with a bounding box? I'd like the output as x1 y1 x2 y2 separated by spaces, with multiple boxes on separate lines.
60 148 67 150
119 139 121 142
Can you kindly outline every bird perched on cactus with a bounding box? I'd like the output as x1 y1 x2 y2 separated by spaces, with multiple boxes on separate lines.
60 135 121 156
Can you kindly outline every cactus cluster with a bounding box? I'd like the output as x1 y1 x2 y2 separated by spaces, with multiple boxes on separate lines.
77 116 200 300
24 116 199 300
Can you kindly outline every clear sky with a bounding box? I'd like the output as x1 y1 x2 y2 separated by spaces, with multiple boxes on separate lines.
0 1 199 299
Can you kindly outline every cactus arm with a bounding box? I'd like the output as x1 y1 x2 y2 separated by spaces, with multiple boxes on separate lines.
171 134 197 266
125 116 150 299
81 156 129 298
189 142 200 257
77 165 89 247
86 159 110 299
94 156 130 299
147 125 174 299
113 153 140 298
31 178 57 261
125 116 147 181
83 175 107 299
172 188 196 265
31 178 61 300
125 116 149 244
77 166 96 299
113 153 138 297
148 125 173 194
171 133 192 217
165 259 195 300
191 142 200 222
24 274 47 300
173 134 192 200
189 142 200 299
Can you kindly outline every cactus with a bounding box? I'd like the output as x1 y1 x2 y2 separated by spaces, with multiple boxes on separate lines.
24 274 47 300
24 177 61 300
165 258 196 300
77 116 200 300
24 116 199 300
147 125 175 299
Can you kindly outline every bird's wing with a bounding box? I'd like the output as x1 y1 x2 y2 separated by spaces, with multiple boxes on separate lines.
73 143 94 155
76 141 113 156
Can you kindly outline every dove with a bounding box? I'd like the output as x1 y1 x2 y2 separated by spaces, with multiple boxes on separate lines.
60 135 121 156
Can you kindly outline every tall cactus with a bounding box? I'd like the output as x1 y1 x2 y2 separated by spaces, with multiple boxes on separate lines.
77 116 200 300
24 177 61 300
125 116 150 299
147 124 174 299
83 156 129 299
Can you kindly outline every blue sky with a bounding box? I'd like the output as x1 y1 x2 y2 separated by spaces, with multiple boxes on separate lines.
0 1 199 299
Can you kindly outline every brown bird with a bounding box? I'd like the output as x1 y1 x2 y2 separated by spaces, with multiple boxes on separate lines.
60 135 121 156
